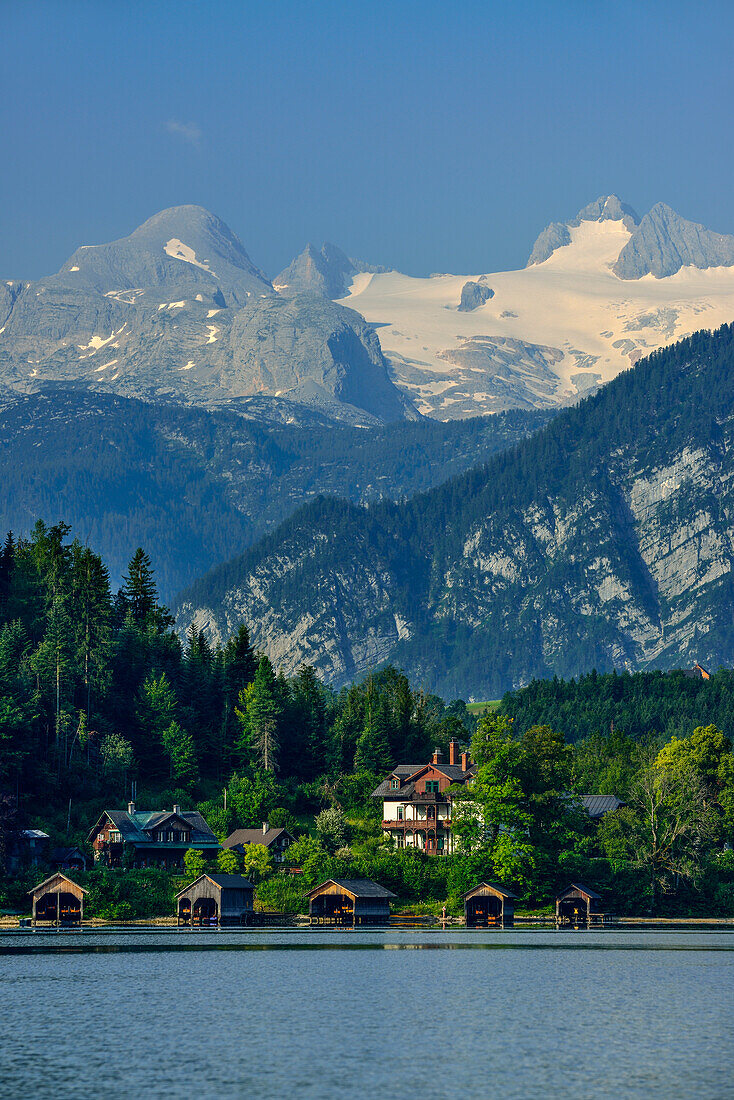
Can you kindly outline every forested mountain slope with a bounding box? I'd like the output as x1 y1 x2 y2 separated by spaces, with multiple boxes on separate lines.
175 324 734 697
0 390 546 598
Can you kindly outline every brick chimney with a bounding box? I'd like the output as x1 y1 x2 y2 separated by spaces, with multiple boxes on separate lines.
461 751 470 772
262 821 269 835
449 739 460 766
127 800 136 815
431 748 444 765
173 803 181 817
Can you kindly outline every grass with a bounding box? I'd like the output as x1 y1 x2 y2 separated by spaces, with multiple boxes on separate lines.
466 700 501 714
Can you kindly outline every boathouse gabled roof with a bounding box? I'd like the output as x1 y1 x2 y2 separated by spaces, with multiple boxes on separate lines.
28 873 87 897
463 881 518 900
304 878 397 900
175 874 253 898
557 882 601 900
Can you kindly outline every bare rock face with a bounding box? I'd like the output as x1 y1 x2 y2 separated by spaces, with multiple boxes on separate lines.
457 281 494 311
0 207 414 425
614 202 734 279
274 242 387 299
173 325 734 698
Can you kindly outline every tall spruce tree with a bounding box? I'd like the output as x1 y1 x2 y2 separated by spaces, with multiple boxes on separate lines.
118 548 173 630
235 656 280 773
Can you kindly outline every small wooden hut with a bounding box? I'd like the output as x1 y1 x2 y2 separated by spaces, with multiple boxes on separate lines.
556 883 603 926
29 873 86 925
464 882 517 926
175 874 254 927
306 878 396 926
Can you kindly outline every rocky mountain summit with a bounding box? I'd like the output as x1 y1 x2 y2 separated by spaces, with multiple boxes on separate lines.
528 195 734 278
175 324 734 698
613 202 734 279
274 241 386 299
526 194 640 265
0 206 413 425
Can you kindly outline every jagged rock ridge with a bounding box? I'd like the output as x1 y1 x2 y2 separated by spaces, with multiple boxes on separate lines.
274 242 387 299
614 202 734 279
526 194 640 265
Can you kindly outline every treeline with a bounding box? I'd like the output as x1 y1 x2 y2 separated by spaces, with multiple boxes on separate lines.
500 668 734 744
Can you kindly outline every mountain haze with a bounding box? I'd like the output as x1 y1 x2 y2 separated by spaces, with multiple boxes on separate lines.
0 389 546 598
0 205 413 425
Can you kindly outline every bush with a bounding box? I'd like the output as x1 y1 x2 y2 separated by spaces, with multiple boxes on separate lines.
254 875 307 914
315 807 349 853
82 868 177 920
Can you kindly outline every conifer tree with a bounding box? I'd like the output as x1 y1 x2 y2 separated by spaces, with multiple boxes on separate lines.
235 656 280 772
118 548 173 629
354 682 392 774
135 672 179 778
0 532 14 625
70 542 112 717
162 720 199 789
219 624 258 772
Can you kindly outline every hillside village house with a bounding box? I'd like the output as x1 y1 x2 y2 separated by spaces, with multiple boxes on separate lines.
223 822 295 864
373 741 623 854
372 741 476 855
88 801 220 869
6 829 50 873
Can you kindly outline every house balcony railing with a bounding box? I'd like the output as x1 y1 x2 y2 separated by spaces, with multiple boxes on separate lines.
382 819 452 830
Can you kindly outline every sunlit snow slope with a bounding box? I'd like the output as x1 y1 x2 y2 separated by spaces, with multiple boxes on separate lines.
337 218 734 418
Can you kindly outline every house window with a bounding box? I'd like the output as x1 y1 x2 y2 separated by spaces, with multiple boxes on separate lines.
390 779 400 790
397 806 404 821
425 780 439 794
110 830 121 843
436 837 445 851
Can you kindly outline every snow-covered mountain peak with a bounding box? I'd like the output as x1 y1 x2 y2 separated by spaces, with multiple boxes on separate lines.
52 205 272 305
338 194 734 419
536 217 633 272
527 194 639 267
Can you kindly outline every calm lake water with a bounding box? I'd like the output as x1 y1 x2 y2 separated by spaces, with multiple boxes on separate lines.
2 927 733 1100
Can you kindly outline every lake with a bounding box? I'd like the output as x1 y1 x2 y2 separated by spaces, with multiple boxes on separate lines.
2 927 733 1099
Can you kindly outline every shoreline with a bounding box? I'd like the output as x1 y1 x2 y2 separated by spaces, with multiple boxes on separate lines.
2 914 733 930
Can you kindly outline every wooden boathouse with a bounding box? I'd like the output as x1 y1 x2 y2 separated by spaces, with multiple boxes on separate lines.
464 882 517 926
306 878 396 926
555 883 605 926
175 874 254 927
29 873 86 925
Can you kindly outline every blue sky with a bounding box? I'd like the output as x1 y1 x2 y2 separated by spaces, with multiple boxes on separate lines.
3 0 734 279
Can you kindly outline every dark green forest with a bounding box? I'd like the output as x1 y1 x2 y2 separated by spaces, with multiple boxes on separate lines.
1 522 733 919
501 667 734 744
